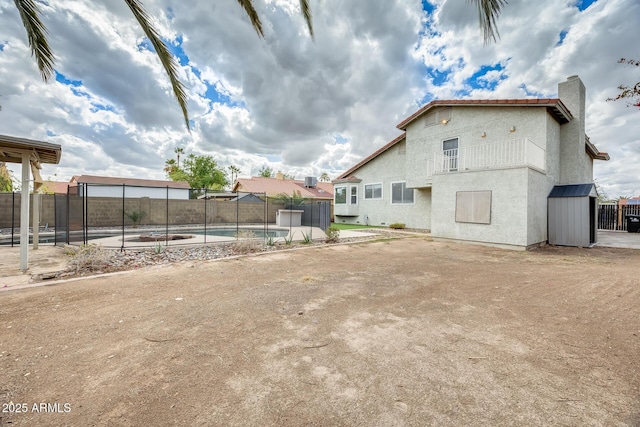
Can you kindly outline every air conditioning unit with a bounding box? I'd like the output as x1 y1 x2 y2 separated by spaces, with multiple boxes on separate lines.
304 177 318 188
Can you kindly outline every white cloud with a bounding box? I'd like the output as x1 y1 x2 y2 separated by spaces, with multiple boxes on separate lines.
1 0 639 197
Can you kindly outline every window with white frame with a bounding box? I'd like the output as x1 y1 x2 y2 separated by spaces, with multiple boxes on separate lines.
350 185 357 205
335 186 347 204
391 182 414 204
364 183 382 199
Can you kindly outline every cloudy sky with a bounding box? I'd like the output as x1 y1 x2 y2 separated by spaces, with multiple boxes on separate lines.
0 0 638 198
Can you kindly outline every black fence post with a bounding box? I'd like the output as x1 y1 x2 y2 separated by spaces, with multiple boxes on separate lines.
121 184 125 251
204 189 207 245
165 186 169 247
66 184 70 245
83 183 87 245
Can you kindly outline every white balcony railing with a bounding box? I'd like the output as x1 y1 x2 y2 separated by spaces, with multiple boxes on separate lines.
432 138 545 176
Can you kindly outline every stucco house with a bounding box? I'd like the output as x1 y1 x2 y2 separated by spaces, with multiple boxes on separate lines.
334 75 609 249
71 175 191 199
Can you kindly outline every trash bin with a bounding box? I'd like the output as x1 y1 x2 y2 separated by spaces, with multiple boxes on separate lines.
627 215 640 233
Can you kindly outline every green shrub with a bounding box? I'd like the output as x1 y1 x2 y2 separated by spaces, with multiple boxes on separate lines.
389 223 406 229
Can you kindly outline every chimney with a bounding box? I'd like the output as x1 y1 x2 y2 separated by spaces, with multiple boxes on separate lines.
558 75 585 128
558 75 589 184
275 171 284 180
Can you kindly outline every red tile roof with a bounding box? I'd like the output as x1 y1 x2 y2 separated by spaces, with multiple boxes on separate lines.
233 177 334 199
38 181 75 194
336 133 406 180
396 98 573 129
71 175 190 189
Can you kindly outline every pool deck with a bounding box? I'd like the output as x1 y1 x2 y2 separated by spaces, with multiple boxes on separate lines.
89 226 330 248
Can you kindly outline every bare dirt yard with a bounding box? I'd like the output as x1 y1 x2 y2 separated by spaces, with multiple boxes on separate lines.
1 236 639 426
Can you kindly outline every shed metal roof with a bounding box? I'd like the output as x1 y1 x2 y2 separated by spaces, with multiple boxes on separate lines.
548 184 595 198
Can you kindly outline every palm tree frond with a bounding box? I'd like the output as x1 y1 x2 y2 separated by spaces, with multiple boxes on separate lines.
470 0 507 44
299 0 314 39
124 0 190 131
236 0 264 37
14 0 55 81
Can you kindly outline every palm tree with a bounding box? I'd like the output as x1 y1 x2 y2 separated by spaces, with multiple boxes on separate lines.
14 1 505 131
164 158 177 177
228 165 241 184
319 172 331 182
174 147 185 168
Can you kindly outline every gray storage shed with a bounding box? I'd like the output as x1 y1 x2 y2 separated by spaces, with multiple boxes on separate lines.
548 184 597 247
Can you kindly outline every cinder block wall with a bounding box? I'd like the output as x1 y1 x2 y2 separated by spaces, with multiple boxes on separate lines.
0 194 303 229
0 193 56 228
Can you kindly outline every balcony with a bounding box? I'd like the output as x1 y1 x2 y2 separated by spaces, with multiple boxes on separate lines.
431 138 545 176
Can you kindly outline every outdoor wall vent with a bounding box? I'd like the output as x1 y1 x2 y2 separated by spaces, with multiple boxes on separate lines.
304 176 318 188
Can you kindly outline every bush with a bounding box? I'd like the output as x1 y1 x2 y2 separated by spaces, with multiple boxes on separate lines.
66 244 114 274
325 225 340 243
389 223 406 229
231 231 261 254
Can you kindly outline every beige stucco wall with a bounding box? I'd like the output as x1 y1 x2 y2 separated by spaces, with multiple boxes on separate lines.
334 140 432 229
404 106 549 189
431 168 530 247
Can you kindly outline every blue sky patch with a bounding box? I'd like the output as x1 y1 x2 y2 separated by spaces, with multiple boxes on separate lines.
425 65 450 86
333 135 349 145
0 42 5 52
90 103 115 113
577 0 598 11
421 0 436 16
557 30 568 46
465 63 507 90
55 71 82 87
46 130 57 137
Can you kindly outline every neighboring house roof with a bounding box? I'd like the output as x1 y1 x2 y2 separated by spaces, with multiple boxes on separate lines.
233 177 333 199
336 133 406 180
396 98 573 130
40 181 74 194
548 184 595 198
229 193 265 202
71 175 191 189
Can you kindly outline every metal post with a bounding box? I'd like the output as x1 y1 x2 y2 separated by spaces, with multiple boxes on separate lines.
19 153 30 271
11 191 15 247
165 186 169 247
263 192 267 242
236 191 239 236
121 184 125 251
204 189 207 245
83 183 87 245
33 191 40 250
65 181 70 245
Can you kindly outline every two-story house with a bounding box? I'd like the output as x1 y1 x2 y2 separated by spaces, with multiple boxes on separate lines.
333 75 609 249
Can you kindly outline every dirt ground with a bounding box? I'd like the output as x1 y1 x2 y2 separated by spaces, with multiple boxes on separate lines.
1 236 639 426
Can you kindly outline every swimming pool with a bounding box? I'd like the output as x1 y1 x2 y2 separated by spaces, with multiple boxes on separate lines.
191 228 290 238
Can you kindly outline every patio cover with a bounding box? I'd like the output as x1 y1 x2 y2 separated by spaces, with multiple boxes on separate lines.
0 134 62 271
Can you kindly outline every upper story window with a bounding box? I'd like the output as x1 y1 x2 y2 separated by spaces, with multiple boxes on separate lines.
442 137 459 172
364 183 382 199
335 186 347 204
391 181 414 204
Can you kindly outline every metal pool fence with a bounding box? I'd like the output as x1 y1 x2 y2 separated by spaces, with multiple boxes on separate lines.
1 185 331 249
